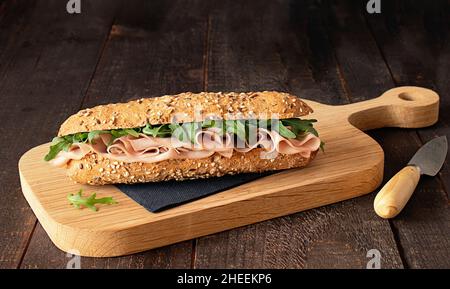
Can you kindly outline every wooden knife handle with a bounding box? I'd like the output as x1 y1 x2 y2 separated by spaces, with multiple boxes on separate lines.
374 165 421 219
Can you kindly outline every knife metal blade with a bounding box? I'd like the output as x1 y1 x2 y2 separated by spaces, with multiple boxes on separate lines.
408 136 448 176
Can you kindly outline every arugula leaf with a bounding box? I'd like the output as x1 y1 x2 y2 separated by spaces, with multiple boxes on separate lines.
51 136 65 145
87 130 108 143
44 139 70 161
320 141 325 152
182 122 202 143
169 123 186 141
67 189 117 212
235 120 247 141
281 118 319 137
202 119 216 128
110 129 128 139
272 120 296 139
143 124 157 136
62 141 72 152
124 128 140 137
143 124 171 137
223 120 236 135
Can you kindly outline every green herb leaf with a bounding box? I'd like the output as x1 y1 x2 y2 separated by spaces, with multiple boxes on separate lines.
182 122 201 143
124 128 140 137
281 118 319 137
87 130 108 143
51 137 64 145
44 139 70 161
143 124 171 138
67 189 117 212
202 119 216 128
169 123 186 141
235 120 247 141
72 132 88 143
320 141 325 152
274 121 297 139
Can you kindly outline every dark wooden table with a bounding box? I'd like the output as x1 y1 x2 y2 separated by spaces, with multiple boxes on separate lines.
1 0 448 269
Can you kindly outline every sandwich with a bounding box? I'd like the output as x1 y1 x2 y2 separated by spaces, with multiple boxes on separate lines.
45 91 322 185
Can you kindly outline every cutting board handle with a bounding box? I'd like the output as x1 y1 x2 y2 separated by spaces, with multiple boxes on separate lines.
343 86 439 131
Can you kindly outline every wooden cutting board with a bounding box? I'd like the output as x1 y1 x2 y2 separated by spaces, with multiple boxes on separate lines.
19 86 439 257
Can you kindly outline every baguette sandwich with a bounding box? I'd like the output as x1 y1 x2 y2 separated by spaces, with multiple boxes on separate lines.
45 91 322 185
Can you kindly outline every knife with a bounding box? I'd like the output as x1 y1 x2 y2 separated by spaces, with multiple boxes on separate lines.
374 136 448 219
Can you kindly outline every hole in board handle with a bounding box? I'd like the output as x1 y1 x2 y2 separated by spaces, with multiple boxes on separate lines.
398 92 415 101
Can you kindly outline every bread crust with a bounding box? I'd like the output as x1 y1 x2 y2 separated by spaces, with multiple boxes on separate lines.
66 149 318 185
58 91 313 136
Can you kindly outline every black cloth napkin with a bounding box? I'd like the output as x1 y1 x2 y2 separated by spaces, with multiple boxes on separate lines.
116 172 273 212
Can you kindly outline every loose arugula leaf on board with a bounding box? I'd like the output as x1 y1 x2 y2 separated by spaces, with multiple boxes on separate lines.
67 189 117 212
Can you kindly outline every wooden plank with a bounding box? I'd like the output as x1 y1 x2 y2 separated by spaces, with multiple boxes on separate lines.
0 0 117 269
20 0 206 268
194 0 403 269
21 223 192 269
0 1 34 76
365 0 450 268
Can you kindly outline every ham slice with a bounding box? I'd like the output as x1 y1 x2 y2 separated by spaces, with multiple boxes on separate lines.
50 128 321 167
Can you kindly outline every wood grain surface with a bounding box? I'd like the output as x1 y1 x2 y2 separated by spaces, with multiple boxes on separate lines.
19 86 439 257
0 0 448 268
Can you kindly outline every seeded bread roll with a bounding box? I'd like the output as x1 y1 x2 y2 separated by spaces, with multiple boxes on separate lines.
67 149 318 185
58 91 313 136
55 91 318 184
